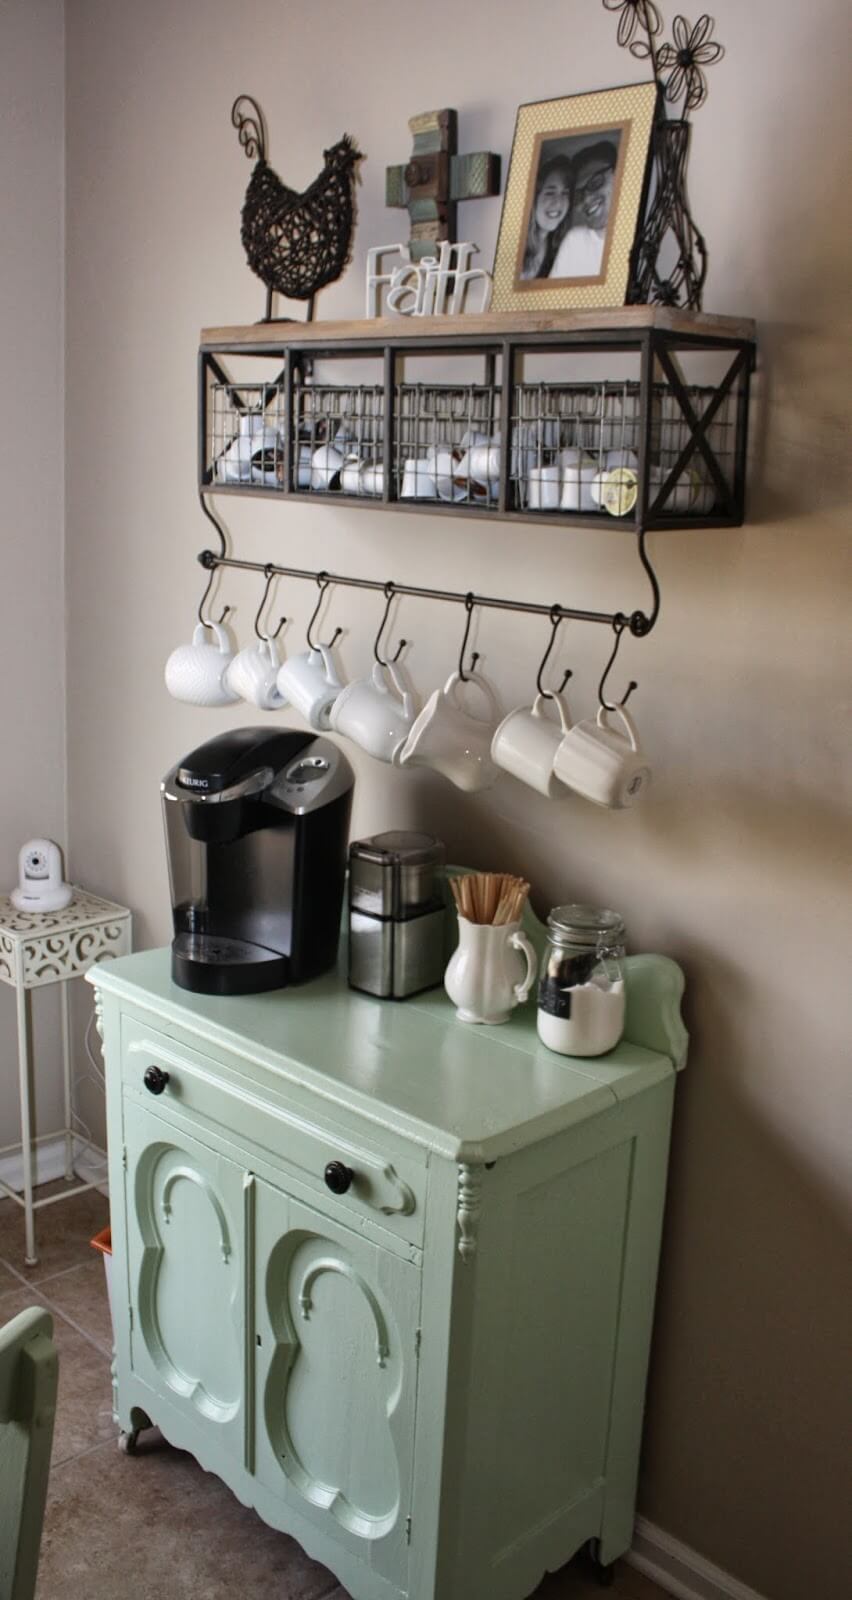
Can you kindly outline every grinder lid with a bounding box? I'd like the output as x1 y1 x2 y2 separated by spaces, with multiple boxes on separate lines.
350 831 444 866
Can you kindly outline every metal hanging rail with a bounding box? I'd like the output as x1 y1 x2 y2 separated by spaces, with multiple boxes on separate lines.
198 537 660 637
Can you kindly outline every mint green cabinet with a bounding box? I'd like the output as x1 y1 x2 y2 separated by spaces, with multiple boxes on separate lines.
90 940 686 1600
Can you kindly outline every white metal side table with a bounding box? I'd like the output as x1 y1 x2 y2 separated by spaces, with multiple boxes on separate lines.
0 888 131 1264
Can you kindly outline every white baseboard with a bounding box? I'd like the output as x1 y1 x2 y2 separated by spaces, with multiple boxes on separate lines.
628 1517 770 1600
0 1133 109 1198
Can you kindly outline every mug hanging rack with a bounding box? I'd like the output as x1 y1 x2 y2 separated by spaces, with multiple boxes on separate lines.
196 508 661 638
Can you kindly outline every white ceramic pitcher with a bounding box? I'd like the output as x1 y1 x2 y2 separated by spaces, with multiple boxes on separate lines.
444 917 537 1024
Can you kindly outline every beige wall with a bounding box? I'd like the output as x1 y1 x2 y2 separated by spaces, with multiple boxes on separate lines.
63 2 851 1597
0 0 66 1149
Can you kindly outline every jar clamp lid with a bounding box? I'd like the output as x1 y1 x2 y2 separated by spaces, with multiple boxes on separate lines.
546 903 625 949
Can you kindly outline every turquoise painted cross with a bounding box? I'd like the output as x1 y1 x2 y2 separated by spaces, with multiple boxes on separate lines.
385 109 501 262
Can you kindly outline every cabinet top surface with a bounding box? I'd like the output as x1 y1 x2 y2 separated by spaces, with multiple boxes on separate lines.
200 305 756 349
90 940 686 1161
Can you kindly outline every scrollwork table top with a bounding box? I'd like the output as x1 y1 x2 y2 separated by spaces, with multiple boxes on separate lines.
0 889 132 989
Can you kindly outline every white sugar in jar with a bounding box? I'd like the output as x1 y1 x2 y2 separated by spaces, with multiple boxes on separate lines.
536 904 626 1057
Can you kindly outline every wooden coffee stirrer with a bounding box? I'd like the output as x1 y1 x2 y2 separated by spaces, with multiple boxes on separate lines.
450 871 530 926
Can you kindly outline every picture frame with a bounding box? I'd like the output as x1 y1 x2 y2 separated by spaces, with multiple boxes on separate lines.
491 82 658 313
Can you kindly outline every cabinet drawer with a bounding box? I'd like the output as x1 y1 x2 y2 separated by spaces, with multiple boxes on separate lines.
120 1015 425 1249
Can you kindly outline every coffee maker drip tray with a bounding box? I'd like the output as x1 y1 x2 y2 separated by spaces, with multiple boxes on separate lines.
171 931 289 996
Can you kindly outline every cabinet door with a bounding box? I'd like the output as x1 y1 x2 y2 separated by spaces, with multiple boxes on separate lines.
254 1178 420 1594
123 1100 246 1460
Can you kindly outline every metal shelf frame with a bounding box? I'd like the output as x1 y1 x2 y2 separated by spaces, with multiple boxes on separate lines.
198 315 755 534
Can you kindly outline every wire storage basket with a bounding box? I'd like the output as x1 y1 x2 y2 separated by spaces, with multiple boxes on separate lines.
210 378 288 488
395 382 502 507
294 380 385 494
511 380 735 518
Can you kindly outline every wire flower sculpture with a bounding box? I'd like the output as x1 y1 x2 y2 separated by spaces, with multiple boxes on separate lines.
603 0 663 51
655 14 723 113
601 6 725 310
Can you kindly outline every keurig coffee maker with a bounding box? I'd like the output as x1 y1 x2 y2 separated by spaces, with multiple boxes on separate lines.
162 728 353 995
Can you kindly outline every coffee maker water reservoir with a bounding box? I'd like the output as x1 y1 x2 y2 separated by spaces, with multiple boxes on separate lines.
162 728 353 995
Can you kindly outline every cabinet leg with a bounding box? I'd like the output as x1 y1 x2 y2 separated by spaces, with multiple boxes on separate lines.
586 1540 616 1588
118 1407 154 1454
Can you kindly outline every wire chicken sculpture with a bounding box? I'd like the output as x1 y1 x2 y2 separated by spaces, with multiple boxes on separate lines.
232 94 362 322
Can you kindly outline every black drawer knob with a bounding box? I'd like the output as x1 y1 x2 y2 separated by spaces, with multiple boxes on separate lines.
143 1065 170 1096
324 1160 353 1195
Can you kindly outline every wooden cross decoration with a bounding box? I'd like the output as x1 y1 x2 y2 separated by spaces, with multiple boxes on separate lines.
386 110 501 262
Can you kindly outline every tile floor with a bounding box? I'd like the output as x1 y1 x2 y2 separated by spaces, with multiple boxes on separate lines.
0 1182 673 1600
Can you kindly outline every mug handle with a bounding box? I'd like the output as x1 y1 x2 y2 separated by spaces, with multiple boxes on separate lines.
532 690 571 735
510 930 537 1005
317 643 341 688
385 658 416 721
195 620 230 655
445 669 501 722
597 703 639 750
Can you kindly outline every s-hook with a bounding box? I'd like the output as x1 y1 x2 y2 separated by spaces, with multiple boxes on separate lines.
306 573 343 651
374 582 406 667
598 616 638 712
457 593 480 682
254 565 286 642
536 607 573 700
197 562 231 631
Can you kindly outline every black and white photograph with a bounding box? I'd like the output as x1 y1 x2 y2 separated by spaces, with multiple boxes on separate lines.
519 130 623 282
491 84 658 311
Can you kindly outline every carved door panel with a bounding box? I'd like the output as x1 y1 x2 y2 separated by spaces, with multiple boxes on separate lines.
123 1101 245 1458
254 1179 420 1594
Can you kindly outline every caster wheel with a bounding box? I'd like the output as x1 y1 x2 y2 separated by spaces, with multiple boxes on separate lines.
118 1429 140 1455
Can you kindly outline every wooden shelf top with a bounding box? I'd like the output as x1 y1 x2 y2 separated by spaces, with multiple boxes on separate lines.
201 305 756 348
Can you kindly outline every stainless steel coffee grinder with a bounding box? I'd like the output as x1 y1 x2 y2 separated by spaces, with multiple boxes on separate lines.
347 831 446 999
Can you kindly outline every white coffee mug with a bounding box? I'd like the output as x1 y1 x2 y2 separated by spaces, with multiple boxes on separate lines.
423 445 460 501
466 443 501 482
604 448 639 472
329 659 416 765
310 443 344 491
276 644 342 731
360 462 384 497
164 622 239 707
527 465 561 511
649 464 703 513
556 446 591 472
458 428 489 452
554 703 651 808
401 458 438 499
224 637 286 710
561 460 597 512
491 691 572 798
216 414 282 486
399 670 500 792
340 455 364 495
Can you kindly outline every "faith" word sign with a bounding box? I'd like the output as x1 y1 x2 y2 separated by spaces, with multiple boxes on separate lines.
366 241 493 319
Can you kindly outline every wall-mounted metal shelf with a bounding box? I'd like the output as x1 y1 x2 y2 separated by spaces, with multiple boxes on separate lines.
199 307 756 532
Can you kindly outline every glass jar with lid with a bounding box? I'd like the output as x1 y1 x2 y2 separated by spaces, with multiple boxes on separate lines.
536 904 626 1057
